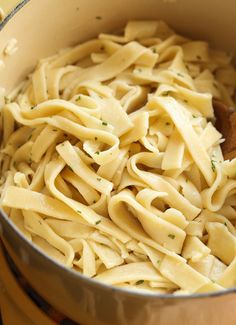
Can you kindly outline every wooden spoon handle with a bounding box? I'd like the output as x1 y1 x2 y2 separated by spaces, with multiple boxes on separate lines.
213 100 236 160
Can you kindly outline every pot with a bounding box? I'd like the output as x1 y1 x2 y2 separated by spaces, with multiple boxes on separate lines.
0 1 236 324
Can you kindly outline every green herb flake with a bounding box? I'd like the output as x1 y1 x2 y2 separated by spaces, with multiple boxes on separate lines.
211 159 216 172
157 259 160 264
30 106 36 110
152 48 157 53
177 72 184 78
77 210 82 214
95 220 101 225
224 222 227 226
4 96 10 104
192 114 197 118
96 16 102 20
137 68 142 73
76 95 81 101
135 280 144 285
102 121 108 126
95 151 100 155
168 234 175 240
162 91 171 96
97 177 102 182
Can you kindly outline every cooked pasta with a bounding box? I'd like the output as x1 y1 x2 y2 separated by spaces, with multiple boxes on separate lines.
0 20 236 294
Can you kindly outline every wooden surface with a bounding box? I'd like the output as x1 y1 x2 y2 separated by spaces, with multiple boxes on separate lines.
0 243 57 325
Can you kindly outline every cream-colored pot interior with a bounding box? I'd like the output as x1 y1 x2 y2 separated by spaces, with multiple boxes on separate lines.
0 1 236 325
0 0 236 92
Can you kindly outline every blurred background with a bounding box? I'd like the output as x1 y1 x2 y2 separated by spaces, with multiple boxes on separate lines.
0 0 21 19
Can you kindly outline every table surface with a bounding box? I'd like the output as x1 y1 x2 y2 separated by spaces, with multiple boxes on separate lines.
0 244 57 325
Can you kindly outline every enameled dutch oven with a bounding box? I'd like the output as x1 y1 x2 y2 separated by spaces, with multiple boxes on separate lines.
0 1 236 324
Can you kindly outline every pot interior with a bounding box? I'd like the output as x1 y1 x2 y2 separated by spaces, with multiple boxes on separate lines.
0 0 235 93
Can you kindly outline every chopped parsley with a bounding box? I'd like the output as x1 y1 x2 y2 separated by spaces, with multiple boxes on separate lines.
95 151 100 155
152 48 157 53
211 159 216 172
177 72 184 78
4 96 10 104
162 91 171 96
224 222 227 226
76 95 81 101
77 210 82 214
137 68 142 73
95 220 101 225
192 114 197 118
135 280 144 285
96 16 102 20
30 106 36 110
168 234 175 240
97 177 101 182
102 121 108 126
157 259 160 264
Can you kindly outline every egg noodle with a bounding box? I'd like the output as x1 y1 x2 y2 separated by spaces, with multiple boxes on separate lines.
0 21 236 294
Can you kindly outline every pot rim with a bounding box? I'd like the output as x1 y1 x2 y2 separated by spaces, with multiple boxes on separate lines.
0 0 235 301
